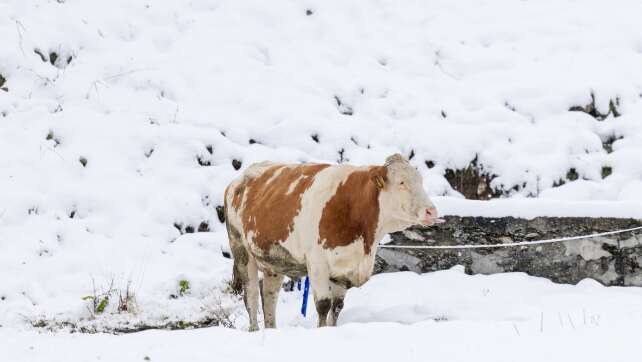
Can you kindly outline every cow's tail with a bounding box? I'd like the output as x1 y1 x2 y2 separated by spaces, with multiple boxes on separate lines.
230 256 244 295
224 191 245 296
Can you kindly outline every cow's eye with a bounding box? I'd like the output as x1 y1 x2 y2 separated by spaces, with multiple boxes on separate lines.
400 181 405 185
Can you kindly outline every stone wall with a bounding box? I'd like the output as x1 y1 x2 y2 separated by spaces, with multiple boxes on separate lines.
375 216 642 286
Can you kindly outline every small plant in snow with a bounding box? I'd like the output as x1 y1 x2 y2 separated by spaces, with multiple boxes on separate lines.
82 278 137 316
223 278 241 295
117 281 137 313
178 279 190 296
200 292 237 329
83 278 114 316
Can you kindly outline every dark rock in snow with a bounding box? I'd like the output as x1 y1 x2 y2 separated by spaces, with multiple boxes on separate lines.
375 216 642 286
334 96 353 116
444 156 499 200
216 205 225 223
568 93 620 120
197 221 209 232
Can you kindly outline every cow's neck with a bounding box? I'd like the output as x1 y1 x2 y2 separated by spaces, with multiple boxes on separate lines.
375 190 414 239
376 215 413 240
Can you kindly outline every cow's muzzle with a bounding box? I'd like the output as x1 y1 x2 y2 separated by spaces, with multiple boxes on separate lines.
420 207 444 226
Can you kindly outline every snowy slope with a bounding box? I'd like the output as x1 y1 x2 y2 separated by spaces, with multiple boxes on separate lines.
2 0 642 350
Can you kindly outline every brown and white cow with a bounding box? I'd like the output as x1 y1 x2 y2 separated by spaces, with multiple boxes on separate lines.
224 154 439 331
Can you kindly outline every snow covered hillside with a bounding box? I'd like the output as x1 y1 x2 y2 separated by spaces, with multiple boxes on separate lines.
2 0 642 359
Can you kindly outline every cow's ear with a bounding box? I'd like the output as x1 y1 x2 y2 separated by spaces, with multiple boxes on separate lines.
384 153 407 167
373 175 386 189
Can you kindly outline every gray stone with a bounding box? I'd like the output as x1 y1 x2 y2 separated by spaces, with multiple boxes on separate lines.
375 216 642 286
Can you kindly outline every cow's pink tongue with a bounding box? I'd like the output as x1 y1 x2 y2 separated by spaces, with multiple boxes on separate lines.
433 218 445 224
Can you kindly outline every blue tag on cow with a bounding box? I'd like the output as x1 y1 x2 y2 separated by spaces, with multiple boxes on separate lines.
300 276 310 317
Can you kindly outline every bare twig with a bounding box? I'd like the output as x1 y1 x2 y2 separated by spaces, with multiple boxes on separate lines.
118 280 136 313
102 68 146 81
567 313 576 330
26 68 55 86
512 323 520 336
540 311 544 333
15 20 26 56
558 312 564 329
172 104 179 123
85 80 105 100
433 50 460 81
86 68 148 100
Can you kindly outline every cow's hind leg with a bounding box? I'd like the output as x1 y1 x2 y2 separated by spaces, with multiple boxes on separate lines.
227 222 260 331
243 256 260 331
232 251 260 332
259 271 284 329
327 282 347 327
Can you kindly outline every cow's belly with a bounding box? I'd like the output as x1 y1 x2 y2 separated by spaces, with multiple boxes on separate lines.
246 234 376 287
249 241 308 278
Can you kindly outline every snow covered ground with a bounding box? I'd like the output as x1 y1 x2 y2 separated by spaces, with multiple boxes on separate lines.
2 0 642 360
5 267 642 362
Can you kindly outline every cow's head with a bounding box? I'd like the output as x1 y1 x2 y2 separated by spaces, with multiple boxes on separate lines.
375 154 440 229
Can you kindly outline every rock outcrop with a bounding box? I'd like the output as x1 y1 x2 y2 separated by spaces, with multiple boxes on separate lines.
376 216 642 286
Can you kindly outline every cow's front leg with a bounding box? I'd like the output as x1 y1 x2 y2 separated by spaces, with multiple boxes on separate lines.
327 282 347 327
314 296 331 327
308 261 332 327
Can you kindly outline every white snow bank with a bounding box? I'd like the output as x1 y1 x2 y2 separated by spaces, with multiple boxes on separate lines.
435 197 642 219
5 268 642 362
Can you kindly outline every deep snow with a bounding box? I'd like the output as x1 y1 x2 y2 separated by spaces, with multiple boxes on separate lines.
5 267 642 362
2 0 642 360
